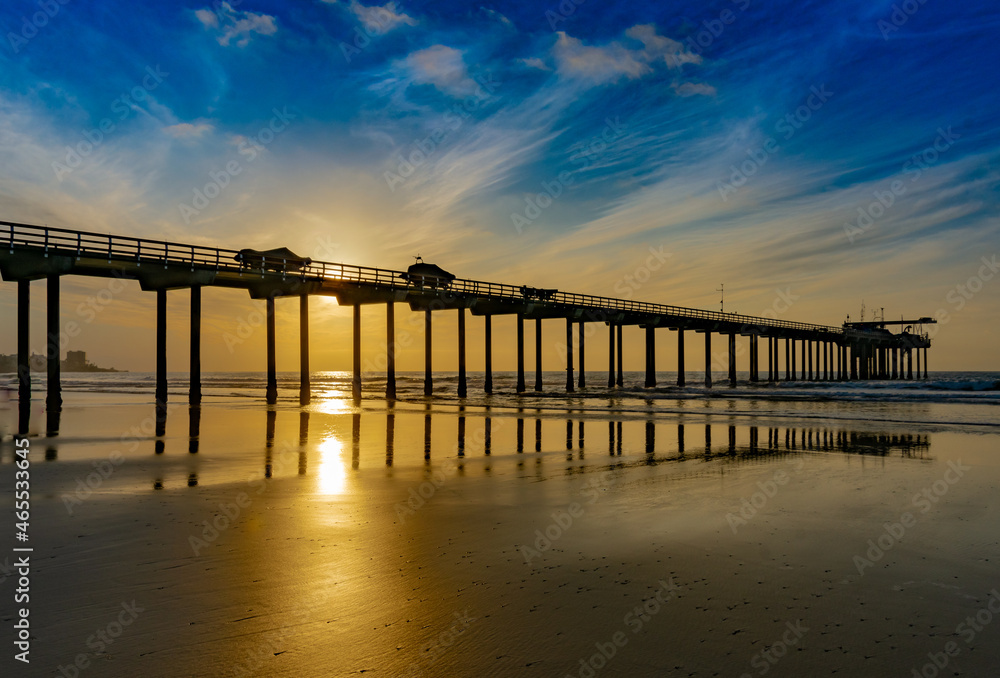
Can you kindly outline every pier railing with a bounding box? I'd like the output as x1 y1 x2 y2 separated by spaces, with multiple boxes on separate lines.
4 220 842 335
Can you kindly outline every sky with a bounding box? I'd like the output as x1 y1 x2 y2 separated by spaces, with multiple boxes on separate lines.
0 0 998 373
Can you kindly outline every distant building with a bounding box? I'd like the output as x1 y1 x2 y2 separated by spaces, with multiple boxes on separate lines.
65 351 87 371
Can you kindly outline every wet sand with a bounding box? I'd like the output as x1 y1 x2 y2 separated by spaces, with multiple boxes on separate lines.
2 395 1000 677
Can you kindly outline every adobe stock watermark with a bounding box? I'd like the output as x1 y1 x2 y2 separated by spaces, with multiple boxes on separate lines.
52 65 169 181
545 0 587 31
382 73 501 192
669 0 751 66
222 235 339 353
188 438 304 555
511 116 628 232
709 287 801 372
6 0 71 54
878 0 931 40
909 589 1000 678
944 254 998 313
339 2 415 63
55 601 144 678
61 404 182 515
520 470 622 564
178 106 298 223
737 619 809 678
843 127 959 243
726 457 804 534
399 609 478 677
395 421 503 523
565 578 680 678
60 450 125 515
716 84 833 201
916 253 998 343
612 246 672 299
852 459 970 576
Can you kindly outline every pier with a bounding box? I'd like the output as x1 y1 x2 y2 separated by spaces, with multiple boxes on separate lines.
1 220 934 432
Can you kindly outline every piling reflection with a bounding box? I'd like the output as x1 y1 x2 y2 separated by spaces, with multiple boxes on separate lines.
423 405 431 461
351 411 361 470
265 409 276 478
386 411 395 467
18 399 29 436
30 400 937 495
299 411 309 475
46 407 60 437
188 406 201 454
155 401 167 437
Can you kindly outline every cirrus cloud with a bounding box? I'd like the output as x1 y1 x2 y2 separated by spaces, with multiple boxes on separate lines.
194 2 277 47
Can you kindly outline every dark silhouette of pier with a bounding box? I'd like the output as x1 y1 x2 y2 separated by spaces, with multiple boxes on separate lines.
1 220 934 433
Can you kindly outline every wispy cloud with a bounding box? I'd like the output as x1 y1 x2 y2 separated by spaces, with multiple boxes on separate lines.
163 122 214 139
347 0 417 32
194 2 277 47
551 24 705 87
402 45 480 98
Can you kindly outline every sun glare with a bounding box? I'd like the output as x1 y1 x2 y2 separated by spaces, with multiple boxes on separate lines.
316 435 348 495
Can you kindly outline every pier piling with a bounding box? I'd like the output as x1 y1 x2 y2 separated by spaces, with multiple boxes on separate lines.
190 286 201 406
384 300 394 400
46 275 61 413
458 307 467 398
676 328 686 387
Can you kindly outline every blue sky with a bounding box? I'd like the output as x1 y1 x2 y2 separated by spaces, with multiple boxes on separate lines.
1 0 998 371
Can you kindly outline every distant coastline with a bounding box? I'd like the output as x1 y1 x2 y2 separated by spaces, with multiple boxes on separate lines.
0 349 124 373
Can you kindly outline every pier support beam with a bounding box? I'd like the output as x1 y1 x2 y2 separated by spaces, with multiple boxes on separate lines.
384 301 394 400
767 336 775 383
299 295 312 403
516 314 525 393
790 338 797 381
425 310 433 396
785 338 791 381
851 346 859 380
46 275 62 413
607 323 616 388
916 345 921 380
578 321 586 389
749 335 758 383
484 315 492 395
923 348 928 378
566 318 574 392
891 347 898 380
823 341 829 381
906 348 913 379
728 333 736 388
190 286 202 406
352 303 361 402
265 295 277 404
535 318 543 392
17 280 30 433
157 289 169 406
616 324 624 387
806 340 813 380
703 331 712 388
457 308 467 398
676 329 686 387
644 326 656 387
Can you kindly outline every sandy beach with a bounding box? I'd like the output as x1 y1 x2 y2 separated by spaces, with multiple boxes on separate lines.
2 379 999 677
